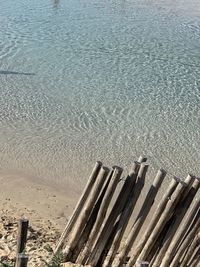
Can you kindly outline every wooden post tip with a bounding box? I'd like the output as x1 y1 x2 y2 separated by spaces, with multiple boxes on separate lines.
136 260 149 267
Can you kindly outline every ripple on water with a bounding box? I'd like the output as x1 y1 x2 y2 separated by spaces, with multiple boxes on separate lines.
0 0 200 188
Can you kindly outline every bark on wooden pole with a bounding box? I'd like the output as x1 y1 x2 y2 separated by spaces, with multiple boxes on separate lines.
188 245 200 267
169 209 200 267
71 169 113 262
87 161 141 267
152 175 198 267
15 254 28 267
159 190 200 267
122 176 179 267
102 163 150 267
77 166 123 264
63 166 109 261
16 218 29 254
55 161 102 253
112 168 165 267
136 261 149 267
134 175 190 265
180 232 200 267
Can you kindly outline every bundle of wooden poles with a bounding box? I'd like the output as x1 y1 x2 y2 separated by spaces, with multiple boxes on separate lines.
55 156 200 267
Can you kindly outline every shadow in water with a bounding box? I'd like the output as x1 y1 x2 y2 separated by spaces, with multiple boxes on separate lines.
0 70 35 76
53 0 60 10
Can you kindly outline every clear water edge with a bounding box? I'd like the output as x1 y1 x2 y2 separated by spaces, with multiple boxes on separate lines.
0 0 200 192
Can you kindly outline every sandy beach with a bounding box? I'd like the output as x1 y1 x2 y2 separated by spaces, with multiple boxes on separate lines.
0 173 79 266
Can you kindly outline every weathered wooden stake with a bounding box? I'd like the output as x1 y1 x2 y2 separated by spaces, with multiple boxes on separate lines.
127 176 179 267
102 163 150 267
188 245 200 267
113 168 166 267
136 261 149 267
169 209 200 267
138 155 147 163
63 166 109 261
15 254 28 267
87 161 140 266
16 218 29 254
159 190 200 267
55 161 102 253
77 166 123 264
71 169 113 262
134 175 191 265
180 231 200 267
152 175 198 267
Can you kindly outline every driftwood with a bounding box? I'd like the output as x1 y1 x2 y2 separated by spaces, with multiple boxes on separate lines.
55 161 102 253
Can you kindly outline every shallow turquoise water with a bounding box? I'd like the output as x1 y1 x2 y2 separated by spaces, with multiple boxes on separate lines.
0 0 200 187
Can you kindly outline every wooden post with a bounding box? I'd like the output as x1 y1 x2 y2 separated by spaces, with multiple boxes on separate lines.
102 162 148 267
87 161 140 267
63 166 109 261
136 261 149 267
112 168 166 267
169 209 200 267
152 175 198 267
138 156 147 163
16 218 29 254
71 169 113 262
134 175 190 265
189 245 200 267
120 176 179 267
102 164 150 267
76 166 123 264
159 190 200 267
15 254 28 267
180 232 200 267
55 161 102 253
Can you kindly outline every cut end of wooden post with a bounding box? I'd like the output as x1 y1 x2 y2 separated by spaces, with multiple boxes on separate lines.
138 155 147 163
129 161 140 176
158 168 167 176
19 218 29 224
182 174 195 187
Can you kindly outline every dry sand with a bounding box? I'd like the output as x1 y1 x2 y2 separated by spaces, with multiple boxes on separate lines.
0 172 79 266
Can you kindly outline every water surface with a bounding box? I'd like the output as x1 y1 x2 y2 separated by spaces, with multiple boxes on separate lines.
0 0 200 189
